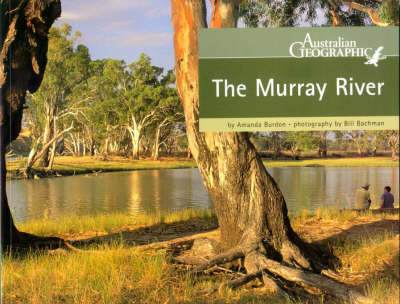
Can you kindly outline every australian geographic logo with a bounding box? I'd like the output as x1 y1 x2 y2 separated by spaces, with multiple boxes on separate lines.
289 33 386 67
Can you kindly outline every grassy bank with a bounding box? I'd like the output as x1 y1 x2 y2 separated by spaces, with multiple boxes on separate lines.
6 156 197 179
14 208 217 239
263 157 399 168
2 208 399 304
6 156 398 179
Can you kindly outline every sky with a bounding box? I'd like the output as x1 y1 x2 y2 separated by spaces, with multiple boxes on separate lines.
56 0 178 71
56 1 325 72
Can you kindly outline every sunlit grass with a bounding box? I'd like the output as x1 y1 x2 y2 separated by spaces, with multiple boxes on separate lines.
16 208 216 238
290 206 399 225
3 208 399 304
263 157 399 167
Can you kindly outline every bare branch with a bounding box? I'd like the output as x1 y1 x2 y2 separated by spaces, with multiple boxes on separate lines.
337 0 390 26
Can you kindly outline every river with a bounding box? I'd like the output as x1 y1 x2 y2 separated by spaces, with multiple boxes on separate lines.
7 167 398 223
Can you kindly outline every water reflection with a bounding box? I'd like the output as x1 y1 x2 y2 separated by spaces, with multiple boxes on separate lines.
7 167 399 223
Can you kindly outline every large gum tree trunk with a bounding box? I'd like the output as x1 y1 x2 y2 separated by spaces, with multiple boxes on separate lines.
0 0 61 248
170 2 376 302
170 0 318 270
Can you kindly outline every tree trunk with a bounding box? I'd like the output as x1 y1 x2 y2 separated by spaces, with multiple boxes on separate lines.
0 0 62 248
318 131 328 158
26 138 39 171
47 141 56 170
391 145 397 160
46 115 58 170
38 106 55 167
170 2 377 302
170 0 318 268
389 132 399 160
128 127 141 160
152 126 161 160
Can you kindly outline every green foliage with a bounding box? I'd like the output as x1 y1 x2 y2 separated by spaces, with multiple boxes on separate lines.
26 23 91 161
285 131 318 153
239 0 323 27
376 0 399 25
25 23 183 159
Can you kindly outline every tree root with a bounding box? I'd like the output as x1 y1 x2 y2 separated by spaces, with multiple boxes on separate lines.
249 251 376 304
192 243 376 304
198 270 262 294
194 247 244 272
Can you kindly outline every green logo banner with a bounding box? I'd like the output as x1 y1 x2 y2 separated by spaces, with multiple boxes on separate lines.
198 27 399 132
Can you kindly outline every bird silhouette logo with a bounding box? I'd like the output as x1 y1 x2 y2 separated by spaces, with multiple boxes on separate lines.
364 46 387 67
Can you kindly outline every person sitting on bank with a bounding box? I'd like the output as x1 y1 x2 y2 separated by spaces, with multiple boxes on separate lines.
380 186 394 209
355 183 371 210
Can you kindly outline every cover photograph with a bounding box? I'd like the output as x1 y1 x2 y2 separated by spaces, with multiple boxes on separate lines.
0 1 399 303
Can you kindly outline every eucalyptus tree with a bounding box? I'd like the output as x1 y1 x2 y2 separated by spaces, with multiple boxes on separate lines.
268 132 286 159
384 130 399 160
122 54 166 159
285 131 318 159
314 131 328 158
239 0 398 27
169 0 389 301
26 24 91 170
150 73 183 160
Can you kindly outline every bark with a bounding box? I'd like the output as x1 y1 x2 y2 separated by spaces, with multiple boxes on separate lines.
318 131 328 158
170 0 319 268
152 117 173 160
152 126 161 160
271 133 281 160
128 126 141 160
46 113 58 170
388 131 399 160
26 137 40 170
37 104 55 166
0 0 61 248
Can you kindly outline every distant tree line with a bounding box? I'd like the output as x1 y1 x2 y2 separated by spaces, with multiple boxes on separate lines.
22 24 185 172
251 131 399 160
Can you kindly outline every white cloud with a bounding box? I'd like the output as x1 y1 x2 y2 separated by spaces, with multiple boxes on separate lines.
144 7 170 18
116 32 172 47
101 20 136 31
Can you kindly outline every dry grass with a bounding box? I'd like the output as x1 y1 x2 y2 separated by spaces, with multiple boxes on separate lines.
264 157 399 168
2 208 399 304
15 208 216 239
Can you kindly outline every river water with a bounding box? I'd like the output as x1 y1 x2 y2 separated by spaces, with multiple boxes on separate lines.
7 167 399 223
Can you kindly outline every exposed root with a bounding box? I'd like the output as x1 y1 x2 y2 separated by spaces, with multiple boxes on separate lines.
187 238 375 304
261 270 292 300
245 250 376 304
281 240 313 270
194 247 244 273
198 270 262 294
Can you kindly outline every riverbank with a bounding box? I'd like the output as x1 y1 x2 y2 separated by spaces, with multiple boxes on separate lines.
6 156 398 180
6 156 197 179
2 208 399 304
